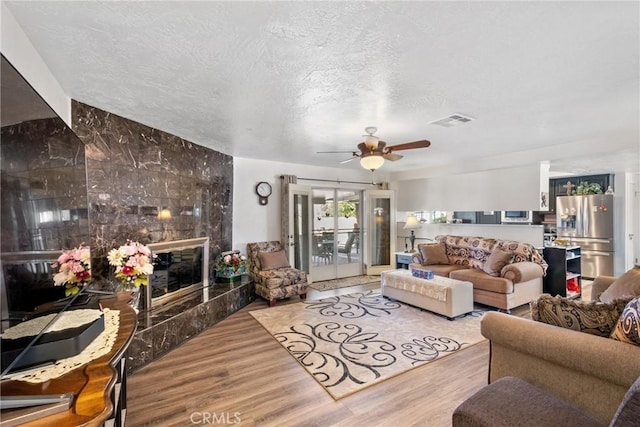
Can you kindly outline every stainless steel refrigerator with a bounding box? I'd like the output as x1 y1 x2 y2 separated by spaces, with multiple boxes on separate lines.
556 194 614 278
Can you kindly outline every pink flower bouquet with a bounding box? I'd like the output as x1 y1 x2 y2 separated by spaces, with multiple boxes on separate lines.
52 245 92 296
107 240 155 288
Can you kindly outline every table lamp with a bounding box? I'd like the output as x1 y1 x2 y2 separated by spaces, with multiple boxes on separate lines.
403 214 421 252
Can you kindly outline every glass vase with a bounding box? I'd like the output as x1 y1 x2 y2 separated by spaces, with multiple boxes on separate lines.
116 282 141 313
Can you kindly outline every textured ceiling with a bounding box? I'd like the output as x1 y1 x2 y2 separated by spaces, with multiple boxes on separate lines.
4 1 639 175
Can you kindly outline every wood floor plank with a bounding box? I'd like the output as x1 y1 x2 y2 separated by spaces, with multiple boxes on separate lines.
127 283 574 426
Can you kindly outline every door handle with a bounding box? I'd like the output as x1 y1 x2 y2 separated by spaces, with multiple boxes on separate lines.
570 238 611 244
582 251 611 256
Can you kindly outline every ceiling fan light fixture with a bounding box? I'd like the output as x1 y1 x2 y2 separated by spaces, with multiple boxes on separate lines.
364 134 379 149
363 126 379 149
360 154 384 171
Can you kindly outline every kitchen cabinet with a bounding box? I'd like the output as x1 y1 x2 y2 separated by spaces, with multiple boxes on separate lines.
452 211 501 224
544 174 614 214
476 211 501 224
543 246 582 299
452 211 476 223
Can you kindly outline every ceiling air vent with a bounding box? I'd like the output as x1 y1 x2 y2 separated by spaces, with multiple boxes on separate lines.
431 113 475 127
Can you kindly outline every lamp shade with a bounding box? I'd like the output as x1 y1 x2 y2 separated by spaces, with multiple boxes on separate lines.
403 214 421 230
157 208 172 220
360 154 384 171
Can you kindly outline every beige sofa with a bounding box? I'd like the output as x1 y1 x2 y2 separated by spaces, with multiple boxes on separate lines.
480 274 640 424
410 235 546 311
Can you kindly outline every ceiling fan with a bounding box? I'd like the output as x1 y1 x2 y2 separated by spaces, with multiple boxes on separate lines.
318 127 431 171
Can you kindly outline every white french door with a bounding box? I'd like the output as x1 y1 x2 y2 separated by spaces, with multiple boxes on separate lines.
287 185 312 273
288 184 363 282
364 189 396 275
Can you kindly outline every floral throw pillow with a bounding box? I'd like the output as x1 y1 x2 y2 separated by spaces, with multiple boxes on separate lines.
610 297 640 346
531 294 632 337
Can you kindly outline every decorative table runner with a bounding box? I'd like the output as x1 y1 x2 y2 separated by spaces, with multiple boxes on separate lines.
381 270 450 302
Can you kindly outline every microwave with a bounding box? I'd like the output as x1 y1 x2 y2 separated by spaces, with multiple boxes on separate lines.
501 210 532 223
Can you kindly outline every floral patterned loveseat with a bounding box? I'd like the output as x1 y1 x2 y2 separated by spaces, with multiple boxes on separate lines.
410 235 547 312
246 241 307 306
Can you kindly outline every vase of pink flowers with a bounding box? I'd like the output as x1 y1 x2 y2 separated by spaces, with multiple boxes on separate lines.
52 245 92 296
107 240 155 311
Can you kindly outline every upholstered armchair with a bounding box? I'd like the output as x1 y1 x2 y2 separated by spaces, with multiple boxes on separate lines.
246 241 307 307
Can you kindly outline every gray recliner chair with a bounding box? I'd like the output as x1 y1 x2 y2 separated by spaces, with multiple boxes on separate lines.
453 373 640 426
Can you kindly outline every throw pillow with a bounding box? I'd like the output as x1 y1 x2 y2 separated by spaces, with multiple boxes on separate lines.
599 267 640 304
530 293 632 337
418 243 449 265
482 248 512 277
258 250 290 270
610 297 640 346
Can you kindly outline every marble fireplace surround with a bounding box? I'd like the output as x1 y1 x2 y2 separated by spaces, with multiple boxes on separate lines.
125 237 255 373
71 102 249 372
127 278 255 373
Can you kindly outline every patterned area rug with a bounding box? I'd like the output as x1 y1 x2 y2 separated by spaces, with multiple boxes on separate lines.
308 275 380 291
250 290 486 399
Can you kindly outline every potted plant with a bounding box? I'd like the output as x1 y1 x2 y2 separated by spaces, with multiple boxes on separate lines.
215 250 247 282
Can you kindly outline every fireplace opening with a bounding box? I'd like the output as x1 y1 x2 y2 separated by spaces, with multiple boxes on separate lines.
146 237 209 311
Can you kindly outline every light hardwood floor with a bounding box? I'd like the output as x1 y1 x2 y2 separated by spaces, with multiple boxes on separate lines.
126 282 584 426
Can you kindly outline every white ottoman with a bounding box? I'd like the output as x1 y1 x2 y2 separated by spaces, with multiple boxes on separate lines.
381 269 474 319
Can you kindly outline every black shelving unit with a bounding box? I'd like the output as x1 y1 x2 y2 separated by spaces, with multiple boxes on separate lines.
543 246 582 299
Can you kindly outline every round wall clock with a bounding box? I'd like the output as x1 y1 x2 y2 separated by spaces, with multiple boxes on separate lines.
255 181 272 205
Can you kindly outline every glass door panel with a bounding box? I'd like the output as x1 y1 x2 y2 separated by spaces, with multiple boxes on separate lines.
292 192 310 272
365 190 395 274
335 189 362 277
310 188 336 281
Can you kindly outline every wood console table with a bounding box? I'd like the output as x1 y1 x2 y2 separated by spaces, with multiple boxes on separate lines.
1 294 137 426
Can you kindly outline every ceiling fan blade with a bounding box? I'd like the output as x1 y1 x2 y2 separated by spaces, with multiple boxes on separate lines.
317 150 355 154
340 157 357 164
383 152 403 161
385 140 431 152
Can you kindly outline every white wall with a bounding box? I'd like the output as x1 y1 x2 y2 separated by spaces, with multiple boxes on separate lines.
394 164 544 211
1 3 71 124
232 157 387 254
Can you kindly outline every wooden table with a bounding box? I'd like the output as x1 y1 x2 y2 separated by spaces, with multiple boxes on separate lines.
1 293 137 426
